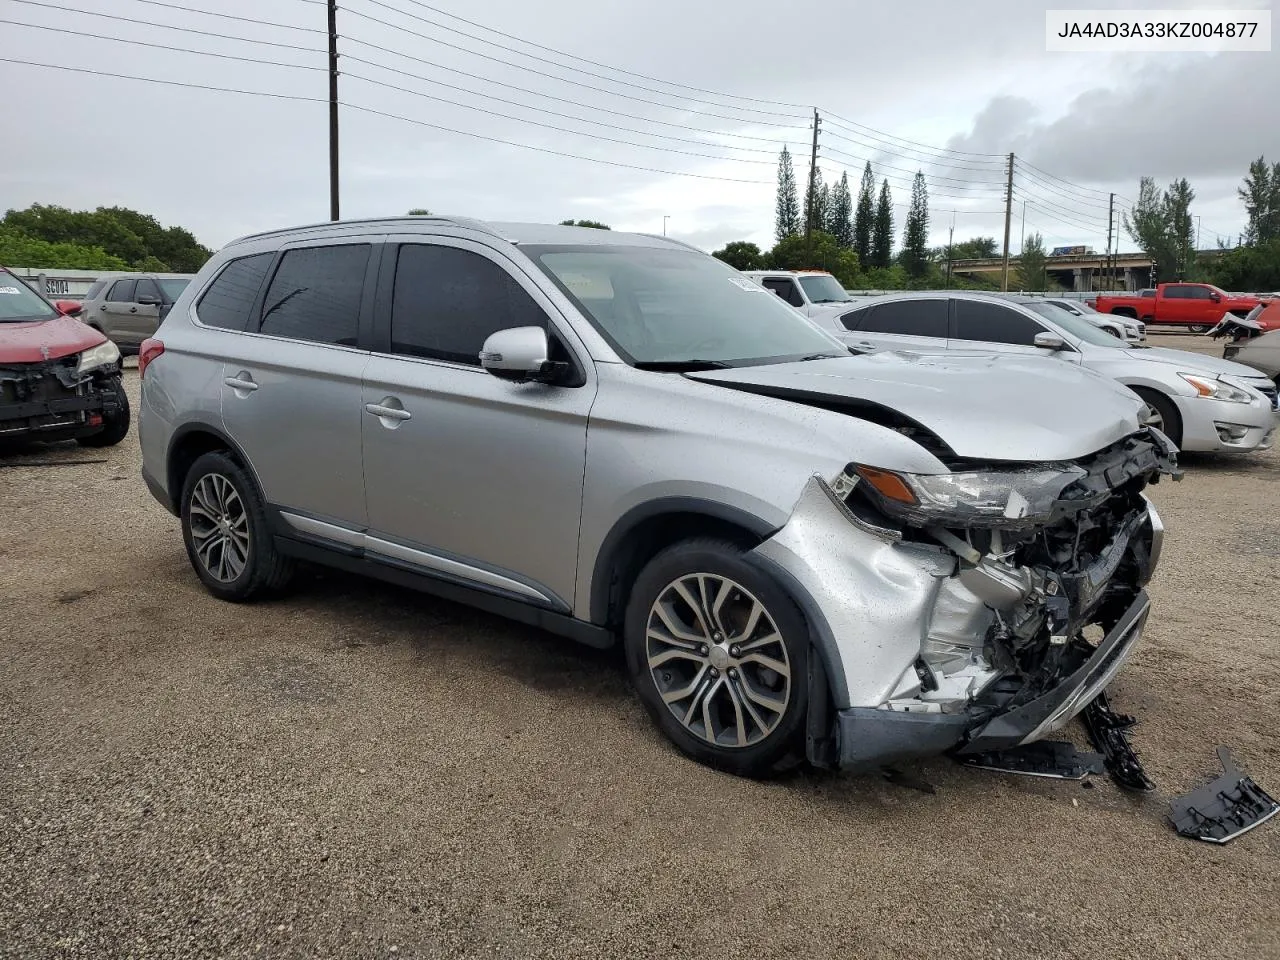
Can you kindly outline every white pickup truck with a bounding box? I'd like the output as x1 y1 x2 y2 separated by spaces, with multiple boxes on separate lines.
740 270 859 320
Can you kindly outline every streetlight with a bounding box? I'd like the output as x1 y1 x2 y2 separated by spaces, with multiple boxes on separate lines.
663 215 670 236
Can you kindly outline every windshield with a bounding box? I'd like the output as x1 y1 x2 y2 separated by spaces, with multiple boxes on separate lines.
1026 301 1128 348
159 278 190 299
0 270 59 323
527 245 846 366
797 274 851 304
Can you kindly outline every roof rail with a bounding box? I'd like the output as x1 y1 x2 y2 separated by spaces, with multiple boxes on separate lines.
631 232 702 253
224 215 504 247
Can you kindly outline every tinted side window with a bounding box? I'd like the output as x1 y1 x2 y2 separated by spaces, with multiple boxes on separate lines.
390 244 546 365
135 278 161 302
196 253 275 331
840 310 865 331
1163 286 1189 299
107 279 136 302
84 280 106 300
1187 286 1213 300
258 244 370 346
954 301 1045 345
762 278 804 308
858 300 948 338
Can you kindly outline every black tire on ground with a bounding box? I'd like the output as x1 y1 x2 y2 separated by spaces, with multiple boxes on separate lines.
1133 388 1183 448
623 537 810 779
76 376 130 447
179 450 295 602
1188 324 1209 334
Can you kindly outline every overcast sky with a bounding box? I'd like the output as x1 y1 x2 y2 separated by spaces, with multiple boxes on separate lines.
1 0 1276 256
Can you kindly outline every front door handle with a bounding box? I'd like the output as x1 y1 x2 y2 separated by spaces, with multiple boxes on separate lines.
365 401 412 423
224 373 258 393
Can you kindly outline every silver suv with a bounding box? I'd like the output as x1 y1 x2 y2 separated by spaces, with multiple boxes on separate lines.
139 218 1175 778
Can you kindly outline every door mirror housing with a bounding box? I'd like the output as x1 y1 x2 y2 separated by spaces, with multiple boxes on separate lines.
1033 332 1067 351
479 326 567 384
1209 291 1222 303
54 299 82 317
136 294 163 307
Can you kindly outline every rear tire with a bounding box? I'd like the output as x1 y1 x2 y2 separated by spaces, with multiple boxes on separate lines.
1133 388 1182 448
76 376 130 447
1188 324 1209 334
623 538 809 779
179 451 295 602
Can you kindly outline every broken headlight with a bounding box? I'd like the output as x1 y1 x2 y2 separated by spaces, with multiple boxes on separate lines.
75 340 121 376
849 462 1087 528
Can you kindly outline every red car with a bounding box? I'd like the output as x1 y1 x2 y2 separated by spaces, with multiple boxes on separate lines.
1 266 130 446
1092 282 1262 333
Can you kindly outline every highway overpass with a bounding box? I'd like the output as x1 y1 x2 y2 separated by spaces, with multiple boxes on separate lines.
948 249 1225 291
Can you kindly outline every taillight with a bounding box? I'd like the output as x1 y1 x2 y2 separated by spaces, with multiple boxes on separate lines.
138 338 165 379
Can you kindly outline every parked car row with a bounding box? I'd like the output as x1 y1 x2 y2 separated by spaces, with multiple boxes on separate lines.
1091 282 1269 333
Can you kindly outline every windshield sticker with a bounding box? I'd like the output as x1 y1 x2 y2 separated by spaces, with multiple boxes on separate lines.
728 277 766 292
0 286 23 295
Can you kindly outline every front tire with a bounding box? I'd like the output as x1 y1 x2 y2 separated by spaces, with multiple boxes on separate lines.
1188 323 1209 334
180 451 295 602
76 376 130 447
1134 388 1183 448
623 538 809 778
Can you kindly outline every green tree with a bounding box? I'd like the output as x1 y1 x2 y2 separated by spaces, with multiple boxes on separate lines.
1014 232 1055 291
711 241 763 271
870 179 894 268
406 208 432 215
1 204 212 272
774 147 800 241
1238 157 1280 244
559 219 611 229
949 236 999 259
852 163 875 264
1208 238 1280 291
826 172 854 248
766 230 861 288
0 225 129 270
803 168 827 236
1123 177 1198 282
899 171 930 279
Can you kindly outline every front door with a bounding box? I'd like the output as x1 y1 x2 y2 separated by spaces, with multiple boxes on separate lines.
360 236 595 611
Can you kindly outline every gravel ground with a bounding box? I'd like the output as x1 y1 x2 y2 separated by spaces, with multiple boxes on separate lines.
1 335 1277 959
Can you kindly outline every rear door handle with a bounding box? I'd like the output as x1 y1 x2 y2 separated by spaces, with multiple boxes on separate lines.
365 402 411 422
129 307 137 313
224 374 258 392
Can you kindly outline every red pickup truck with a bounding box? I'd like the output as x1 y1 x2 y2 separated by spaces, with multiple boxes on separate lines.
1092 283 1263 333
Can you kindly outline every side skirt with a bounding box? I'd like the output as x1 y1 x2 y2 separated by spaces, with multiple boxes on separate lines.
274 535 616 651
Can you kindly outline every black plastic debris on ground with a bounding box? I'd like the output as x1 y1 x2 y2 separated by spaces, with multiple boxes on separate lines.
958 740 1106 780
1169 747 1280 844
1081 689 1156 792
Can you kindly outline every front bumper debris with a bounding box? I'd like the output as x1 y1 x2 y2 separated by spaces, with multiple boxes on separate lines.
1169 748 1280 844
1080 689 1155 791
0 358 123 440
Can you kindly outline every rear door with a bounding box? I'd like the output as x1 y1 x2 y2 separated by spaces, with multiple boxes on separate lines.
838 298 950 353
98 278 137 344
1157 285 1194 324
217 238 379 531
949 299 1078 364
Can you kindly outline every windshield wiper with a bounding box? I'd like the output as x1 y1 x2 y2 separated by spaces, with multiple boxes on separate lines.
797 352 845 361
634 359 732 371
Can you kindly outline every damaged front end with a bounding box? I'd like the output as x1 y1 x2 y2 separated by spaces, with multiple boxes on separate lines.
748 426 1180 773
0 348 125 442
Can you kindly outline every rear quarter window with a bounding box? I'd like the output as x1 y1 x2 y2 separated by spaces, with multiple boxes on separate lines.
195 253 275 331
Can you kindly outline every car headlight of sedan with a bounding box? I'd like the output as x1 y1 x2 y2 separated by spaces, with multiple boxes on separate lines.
1178 373 1254 404
847 462 1087 528
75 340 121 376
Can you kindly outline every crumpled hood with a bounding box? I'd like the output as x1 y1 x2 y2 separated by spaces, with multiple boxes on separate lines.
1127 346 1273 380
0 315 106 364
685 351 1145 462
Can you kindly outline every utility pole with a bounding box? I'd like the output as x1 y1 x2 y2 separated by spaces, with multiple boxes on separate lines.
945 212 955 290
804 108 820 246
663 215 670 236
1020 200 1026 253
1000 152 1014 291
1105 192 1114 290
1196 215 1202 252
327 0 340 221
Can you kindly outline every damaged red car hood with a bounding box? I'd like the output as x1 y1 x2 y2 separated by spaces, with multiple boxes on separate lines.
0 316 106 363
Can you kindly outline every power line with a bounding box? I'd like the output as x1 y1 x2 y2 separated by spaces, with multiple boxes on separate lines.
348 0 810 122
822 111 1005 159
1021 199 1108 237
1013 163 1115 212
6 0 321 53
1013 185 1112 229
815 165 1005 205
822 124 1008 173
0 57 775 185
1014 157 1120 201
1 18 325 70
820 143 1007 189
339 53 781 155
343 69 777 164
115 0 326 34
372 0 813 112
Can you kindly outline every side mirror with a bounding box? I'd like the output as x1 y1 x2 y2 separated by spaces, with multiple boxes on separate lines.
1034 332 1067 351
54 299 82 317
479 326 564 383
137 294 163 307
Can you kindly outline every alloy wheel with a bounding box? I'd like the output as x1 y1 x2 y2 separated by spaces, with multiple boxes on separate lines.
1141 403 1164 431
188 473 250 583
645 573 792 748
